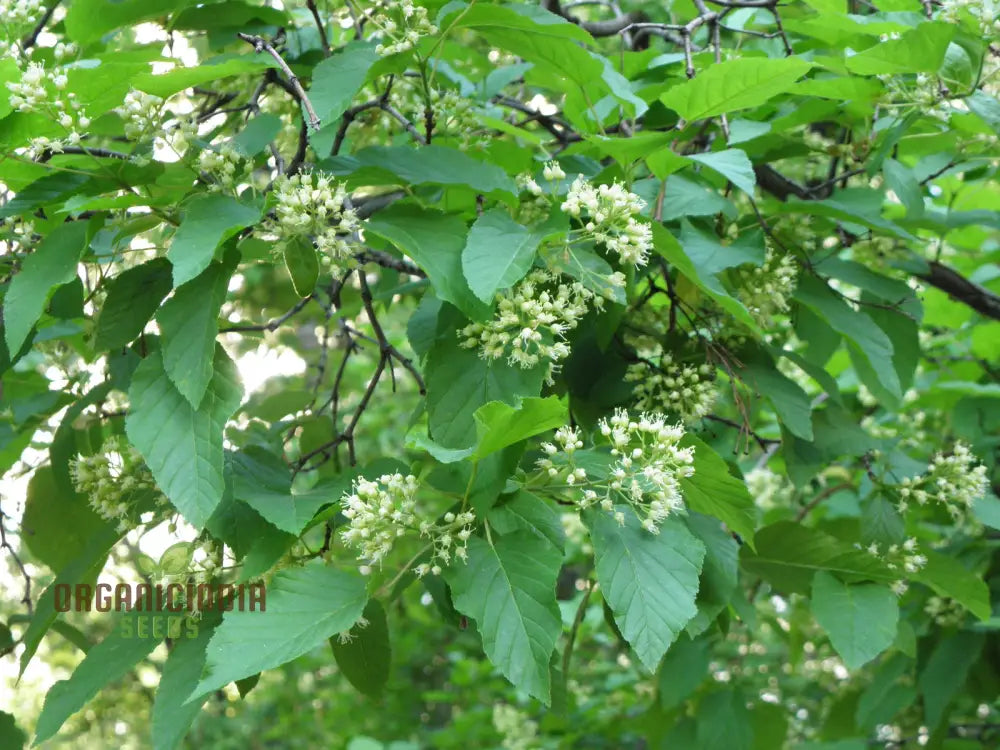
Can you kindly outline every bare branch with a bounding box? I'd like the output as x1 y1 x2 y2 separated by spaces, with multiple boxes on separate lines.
238 32 322 131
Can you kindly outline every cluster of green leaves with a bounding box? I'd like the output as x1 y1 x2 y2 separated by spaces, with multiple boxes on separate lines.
2 0 1000 748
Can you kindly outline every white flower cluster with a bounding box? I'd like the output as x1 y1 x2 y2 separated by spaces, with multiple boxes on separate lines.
924 595 967 627
736 248 798 328
430 88 479 149
625 353 716 423
198 143 245 193
537 410 695 534
939 0 1000 38
863 537 927 597
70 436 165 532
116 88 164 141
265 172 360 269
897 442 990 519
745 467 795 511
492 704 539 750
459 269 594 379
339 473 475 575
371 0 438 57
561 176 652 266
7 61 91 158
878 73 951 122
0 0 40 29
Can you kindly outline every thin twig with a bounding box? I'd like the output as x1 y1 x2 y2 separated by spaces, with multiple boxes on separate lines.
238 32 322 131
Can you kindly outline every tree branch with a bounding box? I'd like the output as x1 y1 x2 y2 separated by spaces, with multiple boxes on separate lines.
918 261 1000 322
238 32 322 131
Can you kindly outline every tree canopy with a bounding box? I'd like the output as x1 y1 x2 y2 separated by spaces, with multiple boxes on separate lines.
1 0 1000 747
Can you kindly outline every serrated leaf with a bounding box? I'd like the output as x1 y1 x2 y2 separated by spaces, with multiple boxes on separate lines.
696 689 753 750
151 612 221 750
586 511 705 672
918 632 984 728
19 526 119 677
231 447 354 535
473 396 566 459
323 145 517 199
446 533 563 703
95 258 173 350
191 561 368 698
741 522 895 594
461 209 541 303
658 635 711 709
126 346 243 530
157 260 233 409
689 149 756 195
679 436 757 545
488 491 565 552
330 600 391 698
661 57 812 121
811 572 898 670
425 323 546 449
308 41 377 129
4 221 88 354
845 23 954 75
794 274 900 399
912 549 990 621
167 194 261 288
34 609 166 744
366 205 490 320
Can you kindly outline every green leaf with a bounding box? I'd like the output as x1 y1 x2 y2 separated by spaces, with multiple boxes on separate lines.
283 235 320 297
845 23 954 75
18 525 119 677
34 609 166 744
424 323 545 448
231 114 283 157
0 711 26 750
487 491 565 552
696 689 754 750
657 635 711 709
21 467 112 573
151 613 221 750
95 259 173 350
132 55 280 98
652 223 760 333
679 436 757 545
810 572 899 670
330 600 391 699
65 0 188 44
686 513 740 635
473 397 566 459
741 522 895 594
366 205 490 320
446 533 563 703
157 260 233 409
192 561 368 698
324 145 517 199
912 549 990 621
167 194 261 288
793 275 901 399
739 350 814 441
126 346 243 530
308 41 378 129
451 4 603 92
661 57 812 121
918 632 985 728
231 447 353 535
586 511 705 672
689 149 756 195
4 221 88 354
461 209 541 303
0 172 90 219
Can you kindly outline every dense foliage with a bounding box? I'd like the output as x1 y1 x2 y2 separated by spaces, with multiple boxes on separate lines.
2 0 1000 747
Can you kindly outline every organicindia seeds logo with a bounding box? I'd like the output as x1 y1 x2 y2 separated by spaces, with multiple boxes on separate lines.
52 583 267 639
